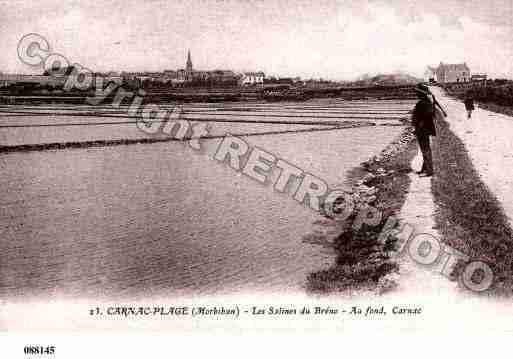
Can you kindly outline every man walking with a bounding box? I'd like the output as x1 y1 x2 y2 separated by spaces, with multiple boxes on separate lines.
464 92 475 119
411 84 445 177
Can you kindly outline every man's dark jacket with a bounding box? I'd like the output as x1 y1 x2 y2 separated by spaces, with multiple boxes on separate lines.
412 97 436 136
464 98 475 110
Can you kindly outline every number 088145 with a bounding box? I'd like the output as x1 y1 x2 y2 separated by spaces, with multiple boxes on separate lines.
24 346 55 355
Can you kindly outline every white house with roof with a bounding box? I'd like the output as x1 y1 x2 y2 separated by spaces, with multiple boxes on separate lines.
425 63 472 83
435 62 471 83
240 71 265 85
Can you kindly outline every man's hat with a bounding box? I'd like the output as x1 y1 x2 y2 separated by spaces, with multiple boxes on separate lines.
414 83 431 96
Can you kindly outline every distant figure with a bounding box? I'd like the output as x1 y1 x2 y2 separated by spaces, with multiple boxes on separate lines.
411 84 446 177
464 92 475 119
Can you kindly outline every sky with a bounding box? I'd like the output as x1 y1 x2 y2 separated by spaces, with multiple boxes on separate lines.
1 0 513 80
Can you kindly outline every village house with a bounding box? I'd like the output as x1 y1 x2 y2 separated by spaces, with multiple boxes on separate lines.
1 49 264 89
435 62 471 83
240 71 265 85
425 63 488 84
424 63 472 83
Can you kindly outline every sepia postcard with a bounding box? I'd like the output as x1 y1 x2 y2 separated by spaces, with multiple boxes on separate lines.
1 0 513 356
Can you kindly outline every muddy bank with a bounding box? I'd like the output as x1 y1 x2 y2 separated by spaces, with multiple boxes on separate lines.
304 127 417 294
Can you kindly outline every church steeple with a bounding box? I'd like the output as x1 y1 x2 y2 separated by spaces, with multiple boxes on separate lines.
186 49 193 73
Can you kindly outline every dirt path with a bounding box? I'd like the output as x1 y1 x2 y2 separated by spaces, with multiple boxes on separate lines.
430 87 513 228
383 117 513 335
393 151 460 296
386 89 513 323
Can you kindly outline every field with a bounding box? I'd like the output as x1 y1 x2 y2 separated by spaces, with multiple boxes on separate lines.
0 84 417 104
0 98 413 151
0 96 417 297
